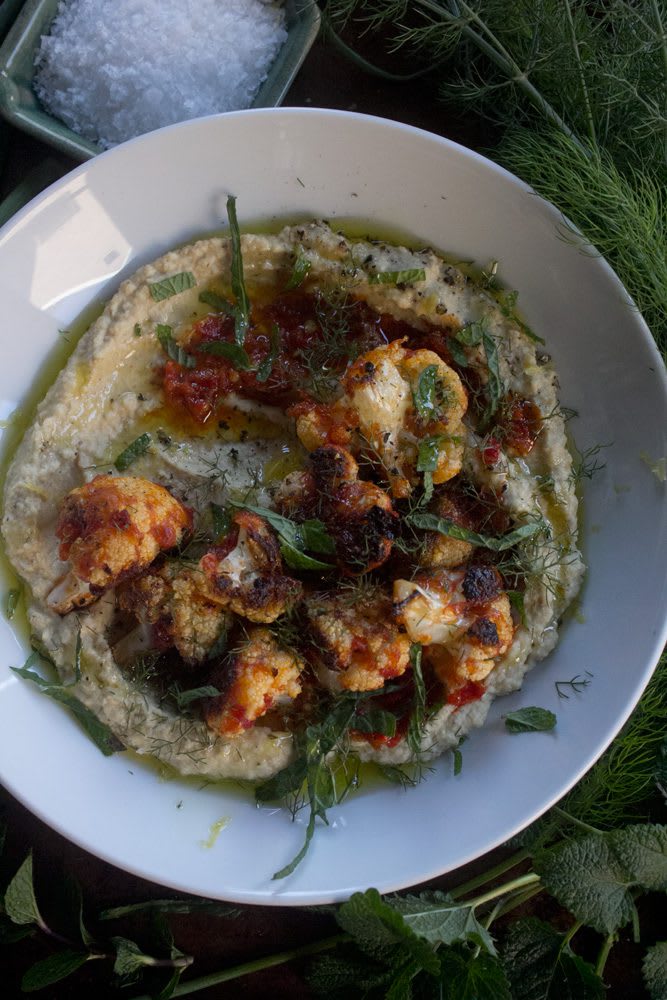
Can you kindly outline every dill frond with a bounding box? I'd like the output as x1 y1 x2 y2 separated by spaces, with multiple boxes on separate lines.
497 125 667 351
559 653 667 827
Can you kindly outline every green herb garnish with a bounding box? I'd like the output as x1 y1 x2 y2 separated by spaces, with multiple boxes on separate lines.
256 694 386 879
209 502 231 540
406 511 544 551
412 364 441 419
198 289 237 318
133 323 142 337
255 325 281 383
171 686 221 709
452 318 502 423
5 586 21 620
148 271 196 302
199 340 253 369
230 502 334 571
368 267 426 285
114 433 151 472
416 435 444 503
407 644 427 755
11 652 123 756
285 247 312 290
226 195 250 346
156 324 197 368
505 706 557 733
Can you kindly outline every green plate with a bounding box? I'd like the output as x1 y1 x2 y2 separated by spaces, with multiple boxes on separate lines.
0 0 25 41
0 0 320 161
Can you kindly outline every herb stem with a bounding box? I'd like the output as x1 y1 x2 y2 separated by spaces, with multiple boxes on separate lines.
129 932 349 999
449 847 531 900
435 0 586 151
561 0 596 148
489 882 544 922
562 919 583 950
323 13 443 81
552 805 602 835
466 872 541 909
649 0 667 162
595 932 616 978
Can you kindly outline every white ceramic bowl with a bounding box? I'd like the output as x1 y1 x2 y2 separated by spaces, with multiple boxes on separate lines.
0 109 665 904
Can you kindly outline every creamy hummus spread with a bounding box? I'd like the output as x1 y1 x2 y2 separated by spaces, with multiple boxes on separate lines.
2 220 584 785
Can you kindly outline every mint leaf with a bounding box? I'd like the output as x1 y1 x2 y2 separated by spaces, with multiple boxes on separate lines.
609 824 667 891
4 853 43 927
209 501 231 540
286 247 311 290
454 318 502 423
199 340 253 369
226 195 250 346
172 685 221 709
481 324 502 423
643 941 667 1000
5 586 21 619
149 271 196 301
198 289 236 317
406 644 427 756
156 325 197 368
406 511 544 551
11 662 123 756
502 917 605 1000
256 325 280 383
230 501 334 570
439 947 511 1000
300 519 336 555
336 888 439 975
22 950 91 992
413 364 441 419
416 435 444 503
101 899 239 920
112 936 154 979
308 950 392 995
505 707 557 733
537 831 640 934
391 890 497 955
368 268 426 285
280 539 333 571
114 432 151 471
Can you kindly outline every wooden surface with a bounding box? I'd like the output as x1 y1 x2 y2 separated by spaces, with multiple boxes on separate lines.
0 27 661 1000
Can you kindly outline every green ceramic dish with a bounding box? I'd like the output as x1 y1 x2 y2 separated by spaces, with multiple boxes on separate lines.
0 0 26 42
0 0 320 161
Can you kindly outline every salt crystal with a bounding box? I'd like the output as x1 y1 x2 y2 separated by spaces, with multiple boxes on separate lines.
34 0 288 149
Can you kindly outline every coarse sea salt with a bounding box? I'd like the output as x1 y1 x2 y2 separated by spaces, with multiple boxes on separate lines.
34 0 288 150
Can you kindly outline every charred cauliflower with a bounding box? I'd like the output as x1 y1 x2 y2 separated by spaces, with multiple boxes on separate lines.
48 475 192 614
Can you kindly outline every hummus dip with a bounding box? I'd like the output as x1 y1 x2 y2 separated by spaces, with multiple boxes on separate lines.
2 220 584 785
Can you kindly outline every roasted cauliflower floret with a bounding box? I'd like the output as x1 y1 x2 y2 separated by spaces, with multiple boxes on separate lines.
394 562 514 687
341 340 468 498
117 562 230 664
287 399 356 453
273 469 317 520
204 627 304 737
425 594 514 685
309 445 398 576
48 475 192 615
306 590 411 692
198 511 302 623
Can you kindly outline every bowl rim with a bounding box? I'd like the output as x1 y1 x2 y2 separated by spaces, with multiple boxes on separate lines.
0 107 665 904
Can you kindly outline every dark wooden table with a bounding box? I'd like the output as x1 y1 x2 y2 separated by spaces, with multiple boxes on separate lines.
0 28 660 1000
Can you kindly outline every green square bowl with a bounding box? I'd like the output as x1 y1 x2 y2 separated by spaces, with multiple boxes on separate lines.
0 0 320 161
